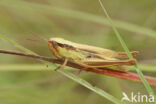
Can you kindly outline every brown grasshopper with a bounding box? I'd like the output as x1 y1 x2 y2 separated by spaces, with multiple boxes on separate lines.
48 37 138 72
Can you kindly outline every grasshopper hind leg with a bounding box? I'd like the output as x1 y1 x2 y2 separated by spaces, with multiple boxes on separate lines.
54 58 68 71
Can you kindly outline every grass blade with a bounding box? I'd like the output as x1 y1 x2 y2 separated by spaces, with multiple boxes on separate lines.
58 70 121 104
98 0 155 99
1 64 155 72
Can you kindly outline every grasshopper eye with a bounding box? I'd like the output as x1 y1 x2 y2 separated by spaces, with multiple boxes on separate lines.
50 41 58 46
86 55 92 58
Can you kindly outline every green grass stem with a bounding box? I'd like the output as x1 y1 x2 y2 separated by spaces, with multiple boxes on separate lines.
98 0 155 100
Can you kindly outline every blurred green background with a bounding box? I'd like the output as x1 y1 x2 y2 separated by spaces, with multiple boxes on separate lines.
0 0 156 104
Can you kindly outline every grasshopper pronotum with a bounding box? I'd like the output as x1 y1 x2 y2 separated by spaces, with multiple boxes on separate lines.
48 38 138 72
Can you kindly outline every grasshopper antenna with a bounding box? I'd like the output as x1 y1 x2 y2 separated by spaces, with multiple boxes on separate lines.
27 31 49 67
27 31 48 42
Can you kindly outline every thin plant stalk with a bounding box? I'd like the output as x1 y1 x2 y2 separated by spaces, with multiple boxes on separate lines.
98 0 155 99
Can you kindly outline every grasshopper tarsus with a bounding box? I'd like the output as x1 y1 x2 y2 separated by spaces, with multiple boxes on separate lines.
77 69 83 75
54 66 62 71
46 64 49 67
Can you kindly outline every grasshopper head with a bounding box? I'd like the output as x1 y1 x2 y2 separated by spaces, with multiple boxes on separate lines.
48 37 76 58
48 38 63 58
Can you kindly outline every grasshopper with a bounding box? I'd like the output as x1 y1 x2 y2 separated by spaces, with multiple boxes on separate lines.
48 37 138 72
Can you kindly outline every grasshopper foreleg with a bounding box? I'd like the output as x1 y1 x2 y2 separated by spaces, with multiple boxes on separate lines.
54 58 68 71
